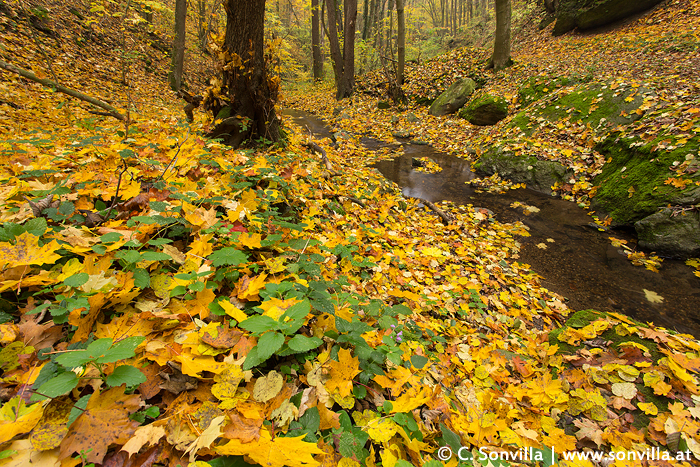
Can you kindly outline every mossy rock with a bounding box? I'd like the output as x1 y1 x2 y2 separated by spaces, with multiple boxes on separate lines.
635 208 700 257
517 75 579 108
553 0 665 35
591 133 700 225
508 81 654 140
428 77 477 116
459 94 508 126
475 145 573 194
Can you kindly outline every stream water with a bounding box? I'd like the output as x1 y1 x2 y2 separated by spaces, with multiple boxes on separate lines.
283 109 700 338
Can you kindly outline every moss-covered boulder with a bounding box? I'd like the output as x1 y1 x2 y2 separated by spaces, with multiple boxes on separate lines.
459 94 508 126
510 82 653 136
635 209 700 257
517 75 585 108
475 146 573 194
591 134 700 224
428 77 476 116
553 0 664 36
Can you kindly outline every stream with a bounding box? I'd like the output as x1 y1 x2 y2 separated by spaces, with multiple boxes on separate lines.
283 109 700 338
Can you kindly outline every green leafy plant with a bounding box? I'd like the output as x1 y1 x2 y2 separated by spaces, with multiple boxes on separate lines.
31 336 146 402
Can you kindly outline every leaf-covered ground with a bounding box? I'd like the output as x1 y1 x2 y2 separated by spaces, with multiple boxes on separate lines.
1 0 700 466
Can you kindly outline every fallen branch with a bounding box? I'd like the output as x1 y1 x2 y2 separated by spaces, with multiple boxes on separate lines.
414 198 452 225
325 193 366 208
303 141 337 173
0 59 127 121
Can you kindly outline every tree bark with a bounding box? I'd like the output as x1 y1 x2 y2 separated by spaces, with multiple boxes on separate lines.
396 0 405 86
312 0 323 81
169 0 187 91
488 0 511 71
325 0 344 91
211 0 281 147
338 0 357 98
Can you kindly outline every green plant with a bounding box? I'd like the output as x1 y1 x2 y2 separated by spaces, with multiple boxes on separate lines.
31 336 146 402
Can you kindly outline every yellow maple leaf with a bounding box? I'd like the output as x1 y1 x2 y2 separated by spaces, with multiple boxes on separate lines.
0 232 62 268
0 397 44 444
220 298 248 323
390 386 432 413
216 429 322 467
326 348 360 398
237 273 268 301
259 297 301 320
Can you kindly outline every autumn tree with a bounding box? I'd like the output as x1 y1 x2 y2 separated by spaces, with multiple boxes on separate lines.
204 0 281 147
487 0 512 71
312 0 323 81
396 0 405 85
169 0 186 91
326 0 358 99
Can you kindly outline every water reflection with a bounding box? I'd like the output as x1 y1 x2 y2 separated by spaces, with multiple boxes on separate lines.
283 109 700 337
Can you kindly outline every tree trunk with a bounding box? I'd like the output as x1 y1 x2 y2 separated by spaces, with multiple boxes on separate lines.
197 0 207 47
312 0 323 81
169 0 187 91
396 0 405 86
326 0 344 90
210 0 281 147
489 0 511 70
338 0 357 98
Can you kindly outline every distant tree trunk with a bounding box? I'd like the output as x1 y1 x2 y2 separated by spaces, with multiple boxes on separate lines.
205 0 281 147
169 0 186 91
326 0 357 99
396 0 405 85
197 0 207 46
339 0 357 97
488 0 511 70
312 0 323 81
326 0 344 90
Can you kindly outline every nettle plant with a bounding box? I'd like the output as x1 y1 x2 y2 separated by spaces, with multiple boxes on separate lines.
31 336 146 402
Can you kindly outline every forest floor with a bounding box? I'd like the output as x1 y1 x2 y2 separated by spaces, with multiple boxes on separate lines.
1 0 700 467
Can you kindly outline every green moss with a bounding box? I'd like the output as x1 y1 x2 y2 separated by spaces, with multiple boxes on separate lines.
508 111 533 135
459 94 508 125
517 75 577 108
593 134 700 224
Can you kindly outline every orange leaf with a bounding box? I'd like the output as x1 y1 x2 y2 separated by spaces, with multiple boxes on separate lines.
59 386 141 464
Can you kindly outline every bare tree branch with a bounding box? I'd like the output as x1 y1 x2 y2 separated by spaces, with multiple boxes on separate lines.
0 59 127 121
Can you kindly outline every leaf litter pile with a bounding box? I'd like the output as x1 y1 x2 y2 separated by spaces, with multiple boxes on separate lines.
1 2 700 467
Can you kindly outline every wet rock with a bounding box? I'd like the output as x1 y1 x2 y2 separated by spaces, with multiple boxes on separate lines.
377 100 391 110
475 147 573 194
459 94 508 126
635 209 700 257
428 77 477 117
331 131 352 142
392 130 413 139
553 0 664 36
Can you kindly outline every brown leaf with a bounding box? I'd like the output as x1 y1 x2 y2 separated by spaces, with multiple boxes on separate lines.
18 301 63 350
200 324 242 349
59 386 142 464
223 412 262 443
138 364 164 400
